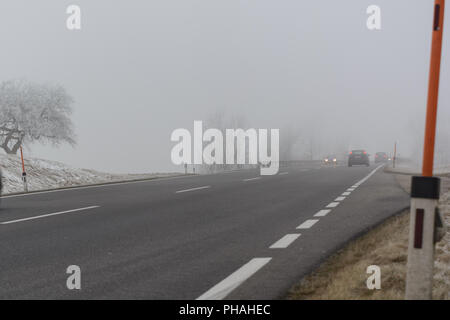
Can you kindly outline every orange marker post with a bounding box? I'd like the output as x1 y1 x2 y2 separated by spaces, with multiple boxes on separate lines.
422 0 445 177
20 146 26 173
20 146 28 192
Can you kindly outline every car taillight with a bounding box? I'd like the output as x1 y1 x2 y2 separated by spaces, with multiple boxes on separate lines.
363 151 367 154
349 152 352 154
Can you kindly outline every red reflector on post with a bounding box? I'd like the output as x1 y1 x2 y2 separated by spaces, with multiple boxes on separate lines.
414 209 425 249
434 4 441 31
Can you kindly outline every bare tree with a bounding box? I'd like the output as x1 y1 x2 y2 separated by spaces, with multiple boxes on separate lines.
0 80 76 154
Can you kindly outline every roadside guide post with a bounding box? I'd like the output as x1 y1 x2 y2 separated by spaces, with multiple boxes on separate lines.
405 0 446 300
20 146 28 193
393 141 397 168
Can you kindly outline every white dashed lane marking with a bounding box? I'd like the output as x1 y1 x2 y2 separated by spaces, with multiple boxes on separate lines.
269 234 301 249
197 258 272 300
175 186 211 193
199 164 385 301
243 177 262 182
0 206 100 225
314 209 331 217
297 219 319 229
326 202 340 208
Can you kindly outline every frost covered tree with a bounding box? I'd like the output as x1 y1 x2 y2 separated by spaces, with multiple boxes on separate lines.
0 80 76 154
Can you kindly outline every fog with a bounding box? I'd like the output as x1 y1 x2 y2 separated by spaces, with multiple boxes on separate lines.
0 0 449 173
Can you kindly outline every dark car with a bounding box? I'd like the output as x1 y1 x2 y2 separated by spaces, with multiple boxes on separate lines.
348 150 370 167
375 152 388 163
323 155 338 165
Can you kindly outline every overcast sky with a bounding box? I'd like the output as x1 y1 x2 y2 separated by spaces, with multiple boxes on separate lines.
0 0 449 173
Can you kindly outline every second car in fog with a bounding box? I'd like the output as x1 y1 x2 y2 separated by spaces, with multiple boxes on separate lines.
375 152 388 163
348 150 370 167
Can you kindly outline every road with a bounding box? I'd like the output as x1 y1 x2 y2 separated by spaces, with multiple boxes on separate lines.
0 163 409 299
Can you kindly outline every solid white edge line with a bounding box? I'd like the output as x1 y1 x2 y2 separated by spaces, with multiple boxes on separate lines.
296 219 319 229
196 257 272 300
314 209 331 217
0 174 198 199
269 234 301 249
0 206 100 225
175 186 211 193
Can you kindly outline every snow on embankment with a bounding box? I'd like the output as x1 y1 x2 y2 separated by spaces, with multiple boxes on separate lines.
0 154 178 194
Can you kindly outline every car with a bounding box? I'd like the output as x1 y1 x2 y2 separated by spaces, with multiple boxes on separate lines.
348 150 370 167
375 152 388 163
323 155 338 165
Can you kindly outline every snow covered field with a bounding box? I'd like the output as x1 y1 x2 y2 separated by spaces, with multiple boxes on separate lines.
0 154 179 194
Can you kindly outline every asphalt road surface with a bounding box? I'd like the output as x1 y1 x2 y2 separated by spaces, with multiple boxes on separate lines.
0 163 409 299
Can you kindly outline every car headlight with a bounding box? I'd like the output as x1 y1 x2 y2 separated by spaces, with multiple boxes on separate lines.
333 158 337 162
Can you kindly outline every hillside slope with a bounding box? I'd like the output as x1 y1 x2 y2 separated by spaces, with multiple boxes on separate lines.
0 154 177 194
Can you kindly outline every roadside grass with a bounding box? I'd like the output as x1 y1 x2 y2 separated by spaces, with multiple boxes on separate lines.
287 174 449 300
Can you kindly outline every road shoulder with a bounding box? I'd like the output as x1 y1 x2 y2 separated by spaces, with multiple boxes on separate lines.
287 174 449 300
